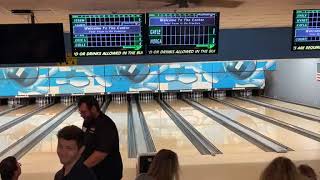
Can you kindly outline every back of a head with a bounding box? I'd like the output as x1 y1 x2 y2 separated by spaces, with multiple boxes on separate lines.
298 164 317 180
147 149 179 180
260 157 302 180
0 156 18 180
77 95 100 110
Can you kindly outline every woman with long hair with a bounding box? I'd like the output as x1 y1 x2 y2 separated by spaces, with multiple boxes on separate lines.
260 156 306 180
136 149 180 180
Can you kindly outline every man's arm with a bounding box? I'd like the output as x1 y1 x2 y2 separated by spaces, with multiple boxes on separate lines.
84 150 108 168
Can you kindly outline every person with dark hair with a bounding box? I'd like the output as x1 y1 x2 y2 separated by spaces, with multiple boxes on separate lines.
260 156 306 180
0 156 21 180
298 164 317 180
78 96 123 180
135 149 180 180
55 125 96 180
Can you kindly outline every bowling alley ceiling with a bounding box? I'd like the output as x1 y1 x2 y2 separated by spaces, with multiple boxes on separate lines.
0 0 319 31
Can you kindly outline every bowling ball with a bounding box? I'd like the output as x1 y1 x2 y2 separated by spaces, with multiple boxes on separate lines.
224 61 256 80
5 67 39 87
117 64 150 83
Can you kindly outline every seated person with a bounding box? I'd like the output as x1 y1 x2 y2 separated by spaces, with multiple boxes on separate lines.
55 125 96 180
135 149 180 180
0 156 21 180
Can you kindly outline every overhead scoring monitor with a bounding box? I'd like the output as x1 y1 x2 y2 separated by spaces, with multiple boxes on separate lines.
292 9 320 51
70 14 145 56
147 12 219 55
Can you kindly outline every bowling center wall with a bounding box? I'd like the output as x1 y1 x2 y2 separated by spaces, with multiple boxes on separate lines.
1 27 319 107
63 27 320 108
63 27 320 65
265 58 320 107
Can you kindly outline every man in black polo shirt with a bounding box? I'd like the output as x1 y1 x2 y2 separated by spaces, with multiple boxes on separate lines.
78 96 123 180
55 125 96 180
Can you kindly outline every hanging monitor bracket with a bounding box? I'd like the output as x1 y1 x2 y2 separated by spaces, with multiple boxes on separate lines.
11 9 35 24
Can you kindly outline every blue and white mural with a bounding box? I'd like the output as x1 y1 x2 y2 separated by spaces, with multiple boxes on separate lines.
0 60 276 96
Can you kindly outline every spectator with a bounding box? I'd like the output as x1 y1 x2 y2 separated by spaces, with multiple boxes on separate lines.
298 164 317 180
55 125 96 180
0 156 21 180
260 156 304 180
136 149 180 180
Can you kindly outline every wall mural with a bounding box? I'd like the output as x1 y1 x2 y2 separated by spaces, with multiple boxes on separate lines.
0 60 276 96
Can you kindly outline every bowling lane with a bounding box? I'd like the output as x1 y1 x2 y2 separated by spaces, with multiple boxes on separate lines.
198 98 320 151
19 107 83 175
0 105 11 112
225 98 320 134
167 100 263 154
0 104 66 153
251 96 320 117
139 101 199 156
105 102 129 160
5 104 39 116
0 105 40 127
